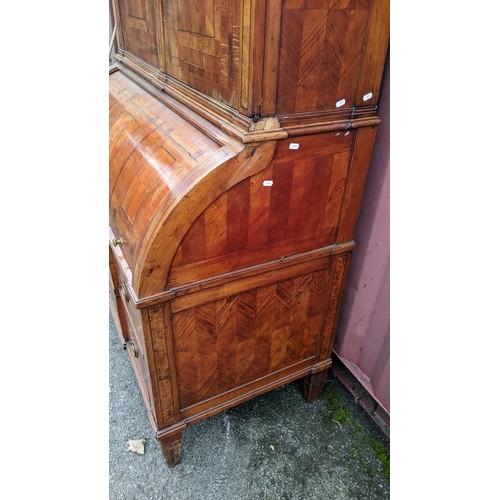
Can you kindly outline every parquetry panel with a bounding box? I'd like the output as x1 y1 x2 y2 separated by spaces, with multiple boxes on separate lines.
277 0 372 114
172 269 329 408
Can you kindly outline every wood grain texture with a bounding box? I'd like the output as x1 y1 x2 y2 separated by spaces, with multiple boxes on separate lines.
159 431 183 467
109 70 222 276
261 0 283 115
355 0 390 106
113 0 388 127
115 0 160 67
276 0 372 114
146 306 176 426
131 243 355 310
109 246 130 344
135 139 276 296
152 0 167 72
109 0 389 463
169 131 352 287
172 269 329 408
336 126 378 242
301 369 328 403
170 254 331 313
109 70 277 298
245 0 267 115
320 253 351 359
163 0 242 110
112 253 159 416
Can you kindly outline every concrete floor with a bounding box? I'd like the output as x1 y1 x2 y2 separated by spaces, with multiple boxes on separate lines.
109 314 390 499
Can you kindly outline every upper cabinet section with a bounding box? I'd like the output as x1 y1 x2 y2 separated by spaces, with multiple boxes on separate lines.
112 0 388 131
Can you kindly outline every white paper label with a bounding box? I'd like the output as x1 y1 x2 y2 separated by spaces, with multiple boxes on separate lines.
289 143 299 150
363 92 373 102
263 180 273 187
336 99 346 108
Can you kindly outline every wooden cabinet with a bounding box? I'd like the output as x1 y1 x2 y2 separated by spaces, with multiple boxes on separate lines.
110 0 389 466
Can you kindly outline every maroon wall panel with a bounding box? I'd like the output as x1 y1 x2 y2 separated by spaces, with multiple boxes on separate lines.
334 52 390 413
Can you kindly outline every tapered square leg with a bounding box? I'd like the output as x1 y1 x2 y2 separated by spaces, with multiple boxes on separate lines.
159 432 183 467
301 370 328 403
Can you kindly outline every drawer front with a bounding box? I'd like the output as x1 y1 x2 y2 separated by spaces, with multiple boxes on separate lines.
109 248 130 344
111 245 156 416
116 269 148 375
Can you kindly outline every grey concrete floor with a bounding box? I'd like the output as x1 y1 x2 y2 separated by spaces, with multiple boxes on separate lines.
109 313 390 499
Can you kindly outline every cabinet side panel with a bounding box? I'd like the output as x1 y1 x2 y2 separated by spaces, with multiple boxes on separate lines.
172 268 329 408
168 132 353 286
355 0 389 106
337 126 378 242
319 252 351 359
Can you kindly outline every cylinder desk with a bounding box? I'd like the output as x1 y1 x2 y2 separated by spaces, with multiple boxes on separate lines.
109 0 389 466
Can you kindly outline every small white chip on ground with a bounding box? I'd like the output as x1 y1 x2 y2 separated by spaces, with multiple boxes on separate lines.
127 439 146 455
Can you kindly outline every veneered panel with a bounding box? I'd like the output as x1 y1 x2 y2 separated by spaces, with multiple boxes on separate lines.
277 0 372 114
118 0 160 67
177 0 215 37
109 71 226 277
163 0 241 108
168 132 353 287
172 270 329 408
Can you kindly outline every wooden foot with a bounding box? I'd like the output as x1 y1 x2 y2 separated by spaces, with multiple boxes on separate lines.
159 432 183 467
301 370 328 403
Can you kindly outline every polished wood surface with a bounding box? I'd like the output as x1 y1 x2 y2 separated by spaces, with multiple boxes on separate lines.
169 132 352 286
114 0 160 68
109 70 276 297
163 0 243 110
110 0 389 467
173 268 329 408
109 69 225 277
109 246 129 345
113 0 389 123
276 0 371 114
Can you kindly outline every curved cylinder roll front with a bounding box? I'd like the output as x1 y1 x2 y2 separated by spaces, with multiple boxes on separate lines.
109 71 276 297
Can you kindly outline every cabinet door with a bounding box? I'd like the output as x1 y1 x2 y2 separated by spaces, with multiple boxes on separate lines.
163 0 242 110
276 0 373 115
114 0 160 67
109 247 130 345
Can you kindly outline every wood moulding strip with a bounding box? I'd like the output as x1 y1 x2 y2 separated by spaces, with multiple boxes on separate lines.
115 63 244 152
114 53 380 144
131 241 356 309
115 52 251 139
170 256 331 314
278 106 379 126
178 358 333 424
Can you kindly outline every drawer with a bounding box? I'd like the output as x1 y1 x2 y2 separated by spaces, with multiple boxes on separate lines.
110 242 156 415
109 247 129 344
